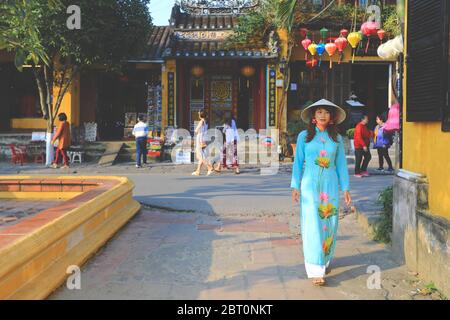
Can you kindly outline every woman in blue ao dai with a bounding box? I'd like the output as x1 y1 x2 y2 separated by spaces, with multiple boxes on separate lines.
291 99 352 286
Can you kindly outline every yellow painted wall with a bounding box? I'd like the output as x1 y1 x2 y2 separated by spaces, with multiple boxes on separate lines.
10 118 46 130
402 0 450 219
54 72 80 127
10 67 80 130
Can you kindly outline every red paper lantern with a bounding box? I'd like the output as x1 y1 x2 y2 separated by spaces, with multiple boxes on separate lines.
334 37 348 64
191 65 204 77
340 29 349 38
361 21 380 54
299 28 308 39
377 29 386 41
306 59 318 69
301 37 312 60
240 65 255 77
361 21 379 37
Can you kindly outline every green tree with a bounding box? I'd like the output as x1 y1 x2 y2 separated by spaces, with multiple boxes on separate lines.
227 0 300 137
0 0 152 164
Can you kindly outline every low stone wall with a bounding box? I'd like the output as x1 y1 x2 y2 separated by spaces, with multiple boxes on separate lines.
393 170 449 297
0 176 140 299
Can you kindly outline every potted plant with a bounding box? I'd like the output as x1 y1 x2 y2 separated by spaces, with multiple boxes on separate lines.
346 128 355 151
287 116 308 158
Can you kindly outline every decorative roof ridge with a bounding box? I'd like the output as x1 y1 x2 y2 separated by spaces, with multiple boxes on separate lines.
175 0 259 16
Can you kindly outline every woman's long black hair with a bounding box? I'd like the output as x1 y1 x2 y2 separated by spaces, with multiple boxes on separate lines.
305 106 339 143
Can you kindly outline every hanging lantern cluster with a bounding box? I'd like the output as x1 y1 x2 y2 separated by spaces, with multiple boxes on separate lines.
360 21 385 55
298 17 387 69
299 27 350 69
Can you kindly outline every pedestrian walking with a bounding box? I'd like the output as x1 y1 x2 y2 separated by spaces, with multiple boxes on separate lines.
216 116 240 174
373 114 394 173
353 114 372 177
291 99 352 286
192 110 213 176
132 114 149 168
230 116 240 174
51 112 71 169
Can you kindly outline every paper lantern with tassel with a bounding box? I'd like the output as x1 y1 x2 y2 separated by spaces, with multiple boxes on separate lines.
191 65 204 87
361 21 380 53
299 28 308 39
325 42 337 68
340 29 349 38
320 27 329 41
334 37 347 64
308 43 317 57
347 32 361 63
377 29 386 43
301 37 312 60
241 65 255 88
306 59 318 69
316 43 325 66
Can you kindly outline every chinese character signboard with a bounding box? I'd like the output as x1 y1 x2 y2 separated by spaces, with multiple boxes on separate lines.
168 72 175 126
267 66 276 127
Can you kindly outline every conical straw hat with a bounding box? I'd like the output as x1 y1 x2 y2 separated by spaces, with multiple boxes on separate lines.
300 99 347 124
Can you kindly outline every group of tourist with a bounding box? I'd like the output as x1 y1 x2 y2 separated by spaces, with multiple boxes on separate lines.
353 113 394 178
192 110 240 176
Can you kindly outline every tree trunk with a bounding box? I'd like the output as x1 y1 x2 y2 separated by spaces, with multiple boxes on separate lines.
46 118 54 166
33 63 78 165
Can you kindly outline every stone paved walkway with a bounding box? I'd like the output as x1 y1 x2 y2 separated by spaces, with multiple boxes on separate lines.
2 157 440 300
49 209 434 300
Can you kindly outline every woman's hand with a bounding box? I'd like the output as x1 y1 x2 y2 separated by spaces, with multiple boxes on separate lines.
292 189 300 204
344 191 352 206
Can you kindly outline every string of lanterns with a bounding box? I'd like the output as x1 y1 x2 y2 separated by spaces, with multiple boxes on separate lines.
299 23 386 68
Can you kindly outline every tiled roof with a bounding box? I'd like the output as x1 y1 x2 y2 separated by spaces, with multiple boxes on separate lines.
141 26 172 61
138 5 277 61
170 8 240 30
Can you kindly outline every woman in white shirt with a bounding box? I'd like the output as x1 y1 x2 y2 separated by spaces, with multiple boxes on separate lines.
192 110 213 176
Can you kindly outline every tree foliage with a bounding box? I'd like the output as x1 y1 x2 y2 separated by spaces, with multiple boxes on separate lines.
225 0 278 50
0 0 153 164
0 0 153 128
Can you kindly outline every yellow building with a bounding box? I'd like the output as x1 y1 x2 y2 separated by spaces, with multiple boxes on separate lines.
393 0 449 297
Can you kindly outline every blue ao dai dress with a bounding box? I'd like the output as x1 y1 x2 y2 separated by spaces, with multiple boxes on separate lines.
290 127 350 278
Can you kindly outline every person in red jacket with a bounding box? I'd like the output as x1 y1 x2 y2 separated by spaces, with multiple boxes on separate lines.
51 113 71 169
353 114 372 177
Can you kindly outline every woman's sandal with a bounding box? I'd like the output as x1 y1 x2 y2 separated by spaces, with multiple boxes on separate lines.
191 171 200 176
312 278 326 286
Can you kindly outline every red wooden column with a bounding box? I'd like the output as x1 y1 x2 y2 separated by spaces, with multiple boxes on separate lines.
259 63 266 130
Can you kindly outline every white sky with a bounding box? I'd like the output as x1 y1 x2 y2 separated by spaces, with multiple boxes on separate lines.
148 0 176 26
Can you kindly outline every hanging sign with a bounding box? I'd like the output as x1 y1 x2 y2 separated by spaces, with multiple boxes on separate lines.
168 72 175 126
268 66 276 127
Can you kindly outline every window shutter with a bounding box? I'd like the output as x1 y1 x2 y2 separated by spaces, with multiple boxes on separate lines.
406 0 447 122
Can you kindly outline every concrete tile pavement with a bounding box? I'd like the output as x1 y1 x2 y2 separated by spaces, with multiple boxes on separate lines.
2 157 433 299
49 207 430 300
